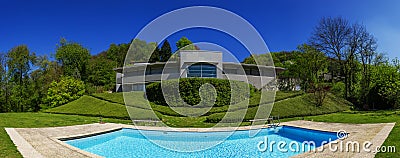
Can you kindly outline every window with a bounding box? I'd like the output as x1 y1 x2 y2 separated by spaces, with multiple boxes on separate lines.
244 68 260 76
145 67 163 75
187 63 217 78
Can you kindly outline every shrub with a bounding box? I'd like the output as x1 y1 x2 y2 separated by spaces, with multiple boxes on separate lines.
45 76 85 108
331 82 345 97
146 78 257 107
310 83 331 106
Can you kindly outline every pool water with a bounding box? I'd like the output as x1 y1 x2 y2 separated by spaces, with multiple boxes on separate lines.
65 126 337 158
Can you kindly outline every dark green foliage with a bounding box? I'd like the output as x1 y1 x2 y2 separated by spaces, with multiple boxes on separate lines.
331 82 345 97
148 46 160 63
160 40 172 62
176 37 198 50
0 53 8 112
367 61 400 109
5 45 37 112
145 40 173 63
106 43 130 67
146 78 257 107
87 53 117 92
55 38 91 81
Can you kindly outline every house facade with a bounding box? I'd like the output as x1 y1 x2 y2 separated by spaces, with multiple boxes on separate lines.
114 50 285 92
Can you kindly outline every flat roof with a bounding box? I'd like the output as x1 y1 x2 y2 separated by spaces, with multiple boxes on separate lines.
114 62 285 73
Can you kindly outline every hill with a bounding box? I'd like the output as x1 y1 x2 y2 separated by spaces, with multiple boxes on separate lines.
44 91 351 127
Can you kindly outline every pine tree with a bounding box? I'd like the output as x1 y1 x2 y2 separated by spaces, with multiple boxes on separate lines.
149 46 160 63
160 40 172 62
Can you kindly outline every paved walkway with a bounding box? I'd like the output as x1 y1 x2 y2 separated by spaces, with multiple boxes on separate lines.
284 121 395 158
5 121 395 158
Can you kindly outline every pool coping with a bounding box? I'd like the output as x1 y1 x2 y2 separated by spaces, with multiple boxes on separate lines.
5 128 44 158
6 121 396 158
55 124 343 158
285 121 396 158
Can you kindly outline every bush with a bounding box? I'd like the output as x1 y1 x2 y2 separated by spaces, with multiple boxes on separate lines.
45 76 85 108
310 83 331 107
146 78 257 107
331 82 345 97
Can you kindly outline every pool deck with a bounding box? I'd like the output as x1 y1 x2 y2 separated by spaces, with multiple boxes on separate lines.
5 120 395 158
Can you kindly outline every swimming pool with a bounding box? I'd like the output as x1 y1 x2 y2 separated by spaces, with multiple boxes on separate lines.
64 126 338 158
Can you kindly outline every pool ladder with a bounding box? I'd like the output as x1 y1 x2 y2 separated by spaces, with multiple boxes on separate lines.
269 115 281 128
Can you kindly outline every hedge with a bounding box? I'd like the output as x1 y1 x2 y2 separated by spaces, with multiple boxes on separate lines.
146 78 257 107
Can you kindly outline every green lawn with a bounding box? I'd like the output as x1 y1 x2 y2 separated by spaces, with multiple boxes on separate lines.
0 112 130 158
1 111 398 157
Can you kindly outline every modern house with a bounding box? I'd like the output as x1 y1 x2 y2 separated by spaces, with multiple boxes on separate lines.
114 50 285 92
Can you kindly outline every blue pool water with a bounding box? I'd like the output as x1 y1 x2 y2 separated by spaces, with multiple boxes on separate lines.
65 126 338 158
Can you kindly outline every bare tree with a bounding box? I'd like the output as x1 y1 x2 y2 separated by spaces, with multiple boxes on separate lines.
310 17 351 61
310 17 352 98
310 16 381 108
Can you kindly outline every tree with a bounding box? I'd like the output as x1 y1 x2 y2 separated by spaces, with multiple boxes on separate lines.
309 17 379 102
352 24 378 107
55 38 91 81
29 55 63 110
369 60 400 109
106 43 130 67
242 51 302 91
87 53 117 92
296 44 328 92
6 45 36 112
125 39 158 64
310 17 351 61
148 46 160 63
160 40 172 62
310 17 352 98
0 52 8 112
176 37 198 50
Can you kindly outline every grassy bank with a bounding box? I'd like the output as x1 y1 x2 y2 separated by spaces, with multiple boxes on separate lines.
45 91 350 126
205 93 351 123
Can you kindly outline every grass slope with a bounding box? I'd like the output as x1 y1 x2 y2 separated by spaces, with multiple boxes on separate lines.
205 93 351 123
45 95 159 120
45 95 130 119
49 91 351 128
90 91 306 118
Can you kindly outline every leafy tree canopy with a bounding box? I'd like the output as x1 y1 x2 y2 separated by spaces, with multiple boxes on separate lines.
55 38 90 81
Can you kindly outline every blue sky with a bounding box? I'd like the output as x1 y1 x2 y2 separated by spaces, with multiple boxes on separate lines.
1 0 399 61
